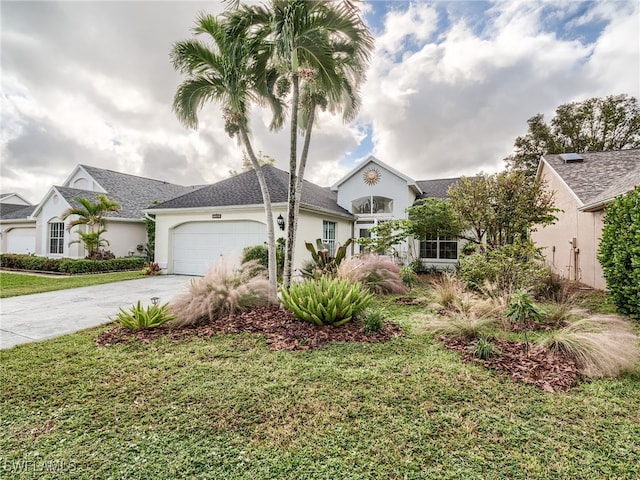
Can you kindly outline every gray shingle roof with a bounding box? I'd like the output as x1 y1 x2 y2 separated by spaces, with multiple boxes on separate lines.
416 177 462 199
149 165 353 217
0 203 37 220
542 149 640 206
78 165 199 218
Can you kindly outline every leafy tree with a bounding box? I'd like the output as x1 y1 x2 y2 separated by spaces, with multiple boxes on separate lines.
231 0 374 288
355 219 412 256
61 194 120 257
598 186 640 319
408 198 463 240
507 94 640 177
447 171 558 249
171 12 284 296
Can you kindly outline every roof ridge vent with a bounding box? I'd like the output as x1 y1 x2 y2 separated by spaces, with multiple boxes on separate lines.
560 153 584 163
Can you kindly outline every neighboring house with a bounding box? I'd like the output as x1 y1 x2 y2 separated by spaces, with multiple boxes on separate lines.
0 194 37 254
148 156 465 276
531 149 640 290
6 165 198 259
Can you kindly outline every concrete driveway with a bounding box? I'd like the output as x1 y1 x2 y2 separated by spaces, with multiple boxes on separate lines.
0 275 195 349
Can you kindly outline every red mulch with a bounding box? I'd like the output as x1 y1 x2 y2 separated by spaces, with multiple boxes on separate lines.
441 336 580 392
94 305 405 351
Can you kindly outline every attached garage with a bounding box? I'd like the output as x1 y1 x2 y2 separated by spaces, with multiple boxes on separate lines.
172 220 266 275
5 227 36 254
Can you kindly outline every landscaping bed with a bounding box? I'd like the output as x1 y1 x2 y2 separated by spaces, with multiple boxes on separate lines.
95 304 405 351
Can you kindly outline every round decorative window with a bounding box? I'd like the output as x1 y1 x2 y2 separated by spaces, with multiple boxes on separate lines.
363 168 381 186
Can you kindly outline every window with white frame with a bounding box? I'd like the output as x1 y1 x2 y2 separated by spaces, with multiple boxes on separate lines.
49 222 65 254
351 196 393 215
322 221 336 256
420 234 458 260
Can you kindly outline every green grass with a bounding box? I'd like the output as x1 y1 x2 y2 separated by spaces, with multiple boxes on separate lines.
0 271 145 298
1 291 639 479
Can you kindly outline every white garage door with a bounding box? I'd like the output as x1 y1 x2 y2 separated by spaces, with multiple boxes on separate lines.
5 227 36 254
172 221 267 275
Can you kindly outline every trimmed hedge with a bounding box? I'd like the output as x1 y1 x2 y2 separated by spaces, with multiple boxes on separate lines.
0 254 146 275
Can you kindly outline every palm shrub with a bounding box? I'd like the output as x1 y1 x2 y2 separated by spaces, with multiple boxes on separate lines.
170 259 273 327
115 301 174 331
300 238 352 279
280 277 373 327
540 314 640 377
336 254 407 295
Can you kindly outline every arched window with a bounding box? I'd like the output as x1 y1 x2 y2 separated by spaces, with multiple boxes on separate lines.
351 196 393 214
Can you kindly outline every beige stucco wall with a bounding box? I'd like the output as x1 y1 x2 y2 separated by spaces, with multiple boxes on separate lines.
101 220 147 258
153 205 353 276
531 164 606 290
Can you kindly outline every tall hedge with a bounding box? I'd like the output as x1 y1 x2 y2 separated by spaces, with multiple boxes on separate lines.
598 186 640 319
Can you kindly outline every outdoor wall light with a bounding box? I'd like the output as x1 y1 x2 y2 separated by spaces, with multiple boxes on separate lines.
277 214 285 231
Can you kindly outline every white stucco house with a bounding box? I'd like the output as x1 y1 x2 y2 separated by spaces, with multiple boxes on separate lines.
148 156 465 276
531 149 640 290
0 164 197 259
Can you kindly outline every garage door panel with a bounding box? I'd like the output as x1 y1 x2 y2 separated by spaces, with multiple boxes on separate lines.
5 228 36 254
172 221 266 275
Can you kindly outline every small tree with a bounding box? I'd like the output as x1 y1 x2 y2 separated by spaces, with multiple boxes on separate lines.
355 219 411 255
598 186 640 319
62 194 120 257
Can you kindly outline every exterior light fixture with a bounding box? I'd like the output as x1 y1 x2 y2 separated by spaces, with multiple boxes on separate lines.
277 214 285 231
150 297 160 306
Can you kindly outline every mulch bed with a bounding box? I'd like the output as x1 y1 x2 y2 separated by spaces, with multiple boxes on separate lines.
94 305 405 351
441 336 580 392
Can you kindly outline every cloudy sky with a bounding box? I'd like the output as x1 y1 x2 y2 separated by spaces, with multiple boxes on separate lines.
2 0 639 204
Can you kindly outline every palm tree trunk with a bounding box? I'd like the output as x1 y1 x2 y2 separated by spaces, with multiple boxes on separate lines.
239 126 278 299
292 97 317 260
283 73 299 289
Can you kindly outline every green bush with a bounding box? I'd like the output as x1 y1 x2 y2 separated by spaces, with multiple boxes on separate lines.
241 238 285 276
280 277 373 327
360 308 385 334
475 336 500 360
114 300 174 331
598 186 640 319
0 254 145 274
458 241 550 295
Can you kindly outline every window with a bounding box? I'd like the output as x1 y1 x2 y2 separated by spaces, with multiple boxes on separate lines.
358 228 371 253
49 222 65 254
323 221 336 256
420 234 458 260
351 196 393 214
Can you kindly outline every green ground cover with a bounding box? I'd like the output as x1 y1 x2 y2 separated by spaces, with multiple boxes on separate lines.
0 271 145 298
1 288 638 480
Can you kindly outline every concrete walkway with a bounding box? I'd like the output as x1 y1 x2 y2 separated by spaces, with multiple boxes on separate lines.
0 275 195 349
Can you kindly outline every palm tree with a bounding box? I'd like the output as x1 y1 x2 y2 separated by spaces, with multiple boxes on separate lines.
171 12 284 297
61 194 120 257
232 0 374 288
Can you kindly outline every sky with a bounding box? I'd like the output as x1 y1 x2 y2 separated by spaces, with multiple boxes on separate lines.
2 0 639 204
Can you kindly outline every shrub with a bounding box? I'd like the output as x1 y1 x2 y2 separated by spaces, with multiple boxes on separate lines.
428 273 466 310
337 254 407 295
423 312 499 340
86 250 116 260
0 254 144 273
598 186 640 319
506 291 542 354
143 261 161 275
458 241 551 295
300 238 353 279
359 308 385 334
114 300 174 331
241 238 285 275
280 277 373 327
540 315 640 377
399 265 418 291
475 336 500 360
170 259 273 327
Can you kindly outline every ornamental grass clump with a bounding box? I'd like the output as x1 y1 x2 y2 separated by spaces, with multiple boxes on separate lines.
280 277 373 327
421 312 500 340
115 301 174 331
428 272 466 310
539 314 640 378
337 254 407 295
170 259 273 327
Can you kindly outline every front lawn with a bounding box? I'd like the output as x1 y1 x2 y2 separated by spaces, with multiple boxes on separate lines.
0 271 145 298
1 289 639 479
